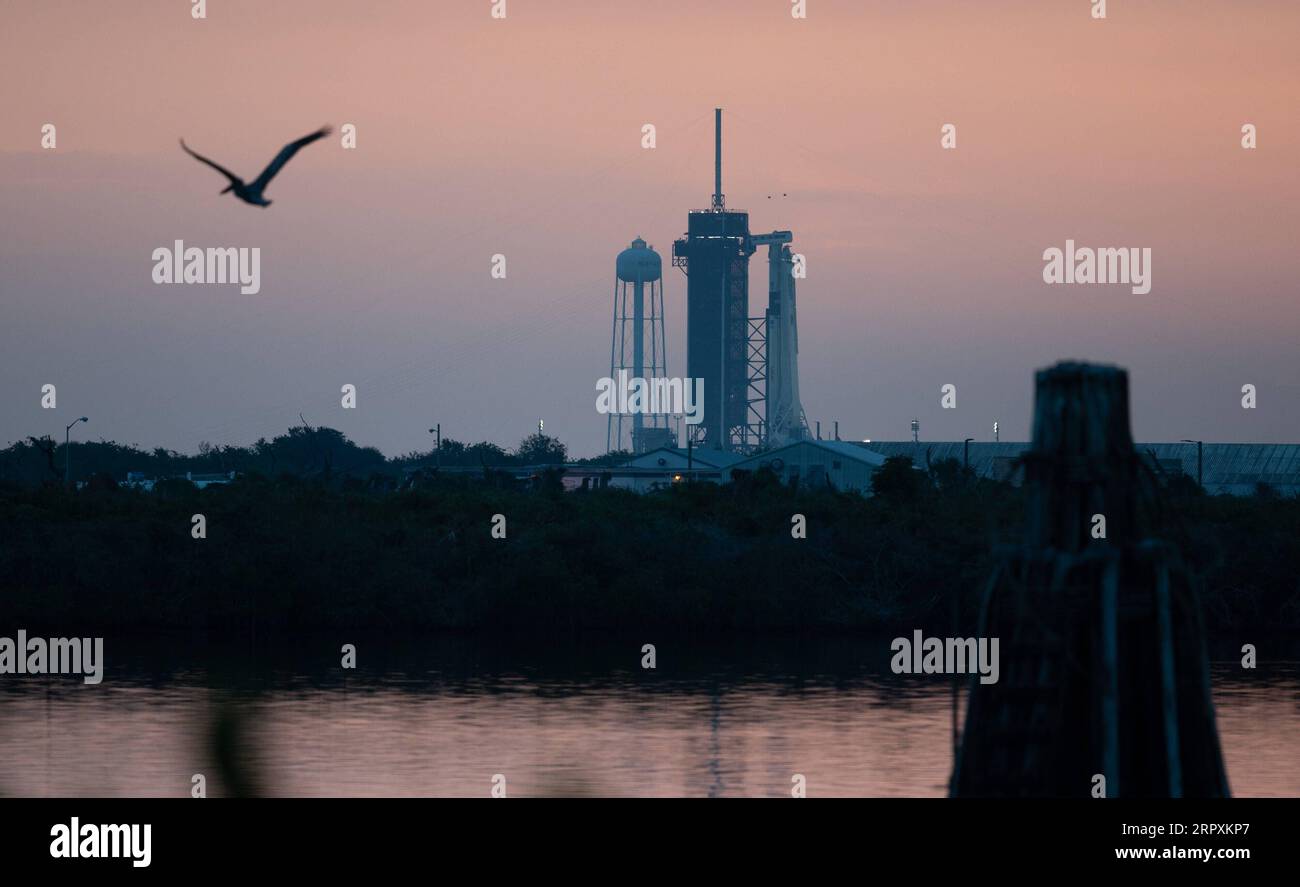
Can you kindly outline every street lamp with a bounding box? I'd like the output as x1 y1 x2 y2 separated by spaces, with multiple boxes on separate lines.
428 424 441 469
65 416 88 487
1180 439 1203 489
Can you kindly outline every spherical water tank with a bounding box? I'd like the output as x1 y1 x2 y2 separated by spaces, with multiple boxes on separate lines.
616 237 662 282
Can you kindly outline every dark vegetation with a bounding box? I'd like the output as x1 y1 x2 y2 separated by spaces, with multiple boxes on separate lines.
0 425 586 489
0 431 1295 635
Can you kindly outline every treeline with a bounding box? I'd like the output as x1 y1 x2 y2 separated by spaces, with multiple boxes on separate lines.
0 425 631 489
1 455 1295 635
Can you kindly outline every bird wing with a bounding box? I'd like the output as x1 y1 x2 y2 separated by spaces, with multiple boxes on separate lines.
179 139 242 186
251 126 331 191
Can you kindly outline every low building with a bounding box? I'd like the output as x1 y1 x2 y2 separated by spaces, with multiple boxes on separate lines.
185 471 237 489
122 470 237 491
861 441 1300 496
731 439 886 494
124 471 155 492
608 446 747 492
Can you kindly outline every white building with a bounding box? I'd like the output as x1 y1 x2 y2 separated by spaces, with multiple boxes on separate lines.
610 446 747 492
122 470 237 491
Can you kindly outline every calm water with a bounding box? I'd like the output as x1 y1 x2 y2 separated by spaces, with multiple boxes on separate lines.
0 634 1296 797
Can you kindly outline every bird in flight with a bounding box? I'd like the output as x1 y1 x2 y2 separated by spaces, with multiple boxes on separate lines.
179 126 331 207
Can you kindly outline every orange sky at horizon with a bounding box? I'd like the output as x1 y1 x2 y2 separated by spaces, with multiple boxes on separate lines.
2 0 1297 455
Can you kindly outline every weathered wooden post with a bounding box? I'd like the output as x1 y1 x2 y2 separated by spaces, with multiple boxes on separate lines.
950 362 1229 797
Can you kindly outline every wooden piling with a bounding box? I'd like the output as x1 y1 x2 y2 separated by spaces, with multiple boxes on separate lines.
950 362 1229 797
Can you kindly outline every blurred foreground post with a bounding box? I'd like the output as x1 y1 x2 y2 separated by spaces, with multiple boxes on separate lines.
950 362 1229 797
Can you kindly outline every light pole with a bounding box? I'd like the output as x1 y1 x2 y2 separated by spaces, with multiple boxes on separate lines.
1181 439 1203 489
429 424 440 469
65 416 88 487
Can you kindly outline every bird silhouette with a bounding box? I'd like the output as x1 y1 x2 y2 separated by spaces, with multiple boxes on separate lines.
180 126 331 207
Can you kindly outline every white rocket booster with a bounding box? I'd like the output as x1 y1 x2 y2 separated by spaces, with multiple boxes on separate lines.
754 233 807 446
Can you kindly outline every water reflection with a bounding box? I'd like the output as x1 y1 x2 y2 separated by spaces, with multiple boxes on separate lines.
0 635 1295 797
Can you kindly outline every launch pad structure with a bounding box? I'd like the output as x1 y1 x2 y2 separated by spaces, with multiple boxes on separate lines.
672 109 808 454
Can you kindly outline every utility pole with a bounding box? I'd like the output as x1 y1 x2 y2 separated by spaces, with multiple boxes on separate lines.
64 416 88 488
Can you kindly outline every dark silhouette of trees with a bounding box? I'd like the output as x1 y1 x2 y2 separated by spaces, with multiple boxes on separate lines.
1 458 1291 635
515 432 566 465
870 455 926 502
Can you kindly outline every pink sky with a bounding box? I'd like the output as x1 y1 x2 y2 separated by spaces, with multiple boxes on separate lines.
2 0 1297 456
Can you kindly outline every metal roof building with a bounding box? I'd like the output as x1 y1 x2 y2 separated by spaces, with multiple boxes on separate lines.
732 439 886 494
859 441 1300 496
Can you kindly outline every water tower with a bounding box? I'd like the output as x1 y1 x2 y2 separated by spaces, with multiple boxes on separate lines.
608 237 671 454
